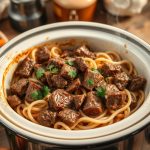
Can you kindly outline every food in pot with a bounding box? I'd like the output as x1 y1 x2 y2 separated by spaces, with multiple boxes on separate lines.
6 44 146 130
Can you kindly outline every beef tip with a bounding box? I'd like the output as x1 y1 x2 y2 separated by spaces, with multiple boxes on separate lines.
46 73 68 88
38 73 47 84
128 75 146 91
96 79 107 89
45 72 53 87
25 81 42 103
105 84 126 110
34 63 42 70
47 58 64 69
75 45 95 59
37 110 57 127
83 92 104 116
16 57 34 77
58 108 80 126
7 95 21 108
61 49 74 58
105 91 127 110
101 62 122 77
51 75 67 88
114 72 129 90
73 94 85 110
83 69 104 90
46 58 65 75
74 57 88 72
35 47 50 64
49 89 73 111
66 78 81 93
10 79 28 96
105 84 119 95
60 64 77 80
40 73 48 84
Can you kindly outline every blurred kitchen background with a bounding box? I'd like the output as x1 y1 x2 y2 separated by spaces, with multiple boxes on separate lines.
0 0 150 44
0 0 150 150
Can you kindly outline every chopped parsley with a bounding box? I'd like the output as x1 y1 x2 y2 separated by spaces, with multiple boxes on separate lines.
65 60 74 66
31 90 43 100
68 70 77 78
31 86 51 100
87 79 94 86
47 64 59 74
35 68 45 79
50 67 59 74
42 86 51 97
96 87 106 97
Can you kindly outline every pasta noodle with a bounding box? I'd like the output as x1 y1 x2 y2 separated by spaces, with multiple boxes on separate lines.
50 46 62 58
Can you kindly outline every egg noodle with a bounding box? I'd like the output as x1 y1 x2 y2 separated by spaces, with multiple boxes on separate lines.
13 46 144 130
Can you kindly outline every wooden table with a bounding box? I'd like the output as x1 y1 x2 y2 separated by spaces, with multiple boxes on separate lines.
0 1 150 44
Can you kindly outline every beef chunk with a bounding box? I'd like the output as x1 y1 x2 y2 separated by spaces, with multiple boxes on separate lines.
105 84 126 110
16 57 34 77
66 78 81 93
39 74 47 84
106 91 127 110
74 57 88 72
114 72 129 90
37 110 57 127
25 81 42 103
73 94 85 110
35 47 50 64
61 49 74 58
47 58 64 69
60 64 77 80
45 72 53 87
46 73 68 88
83 69 104 90
128 75 146 91
7 95 21 108
101 62 122 77
34 63 42 70
83 92 104 116
51 75 67 88
96 79 107 89
105 84 119 95
75 45 95 59
49 89 73 111
105 84 127 110
58 108 80 126
10 79 28 96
